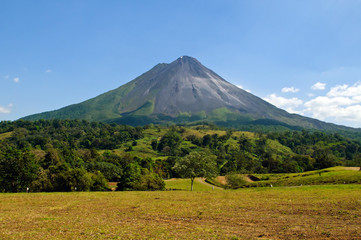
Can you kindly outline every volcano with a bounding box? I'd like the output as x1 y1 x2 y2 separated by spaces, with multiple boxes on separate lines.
22 56 354 131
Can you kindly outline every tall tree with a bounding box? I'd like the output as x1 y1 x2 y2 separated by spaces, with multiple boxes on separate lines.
0 146 39 192
173 152 218 191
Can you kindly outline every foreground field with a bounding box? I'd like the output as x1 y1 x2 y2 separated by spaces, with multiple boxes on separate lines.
1 185 360 239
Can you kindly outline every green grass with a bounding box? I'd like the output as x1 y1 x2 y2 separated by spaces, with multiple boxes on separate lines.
207 107 233 121
131 100 155 116
243 166 361 187
0 131 12 140
0 185 360 239
165 178 222 191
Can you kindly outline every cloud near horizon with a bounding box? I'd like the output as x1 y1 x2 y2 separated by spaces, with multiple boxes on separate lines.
281 86 299 93
0 104 13 114
304 82 361 125
264 81 361 127
264 94 303 114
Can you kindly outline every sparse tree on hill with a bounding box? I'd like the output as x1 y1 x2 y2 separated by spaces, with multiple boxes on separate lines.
172 152 218 191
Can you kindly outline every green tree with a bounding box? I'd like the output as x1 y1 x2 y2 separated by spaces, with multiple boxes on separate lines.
116 163 142 190
86 161 122 182
0 147 39 192
132 169 165 191
58 168 93 191
157 130 182 156
172 152 218 191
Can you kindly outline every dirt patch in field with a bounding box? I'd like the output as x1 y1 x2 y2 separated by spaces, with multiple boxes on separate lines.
215 175 255 184
343 167 360 171
165 178 178 181
215 176 227 185
244 175 254 183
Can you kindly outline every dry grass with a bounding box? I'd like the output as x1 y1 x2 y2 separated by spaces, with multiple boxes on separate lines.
1 185 360 239
0 131 12 140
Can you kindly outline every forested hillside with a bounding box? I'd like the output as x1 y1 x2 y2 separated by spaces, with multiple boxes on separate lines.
0 120 360 192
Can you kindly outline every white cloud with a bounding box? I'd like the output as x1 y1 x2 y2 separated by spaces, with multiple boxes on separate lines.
327 82 361 97
281 86 299 93
264 93 303 114
311 82 326 90
264 84 361 126
304 97 361 122
4 75 9 79
303 82 361 125
13 77 19 83
0 104 12 114
45 69 52 73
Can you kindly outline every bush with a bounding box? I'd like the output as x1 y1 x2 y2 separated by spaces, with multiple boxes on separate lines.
132 170 165 191
116 164 165 191
225 174 248 189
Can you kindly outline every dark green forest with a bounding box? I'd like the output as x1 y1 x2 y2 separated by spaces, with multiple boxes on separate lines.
0 120 360 192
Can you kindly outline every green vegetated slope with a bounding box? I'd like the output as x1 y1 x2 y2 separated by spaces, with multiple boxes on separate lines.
0 131 12 140
1 119 361 193
250 166 361 186
213 166 361 189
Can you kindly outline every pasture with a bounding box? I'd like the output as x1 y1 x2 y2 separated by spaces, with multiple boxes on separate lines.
1 185 360 239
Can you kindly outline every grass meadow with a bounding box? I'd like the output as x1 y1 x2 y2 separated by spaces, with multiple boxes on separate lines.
236 167 361 188
1 184 360 239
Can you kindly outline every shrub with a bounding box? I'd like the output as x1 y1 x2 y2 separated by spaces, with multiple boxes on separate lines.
225 173 248 189
132 170 165 191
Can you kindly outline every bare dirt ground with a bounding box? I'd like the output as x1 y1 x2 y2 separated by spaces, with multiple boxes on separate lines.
215 176 227 185
344 167 360 171
215 175 254 184
165 178 178 181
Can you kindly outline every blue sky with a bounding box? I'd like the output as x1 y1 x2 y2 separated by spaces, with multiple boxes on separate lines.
2 0 361 127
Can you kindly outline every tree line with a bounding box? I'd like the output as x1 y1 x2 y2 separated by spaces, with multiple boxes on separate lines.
1 120 361 192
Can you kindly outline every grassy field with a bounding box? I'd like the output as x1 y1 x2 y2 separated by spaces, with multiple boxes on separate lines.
210 167 361 189
165 178 223 191
1 185 360 239
248 167 361 187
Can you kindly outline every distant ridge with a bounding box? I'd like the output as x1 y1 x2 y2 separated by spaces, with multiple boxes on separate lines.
22 56 359 132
